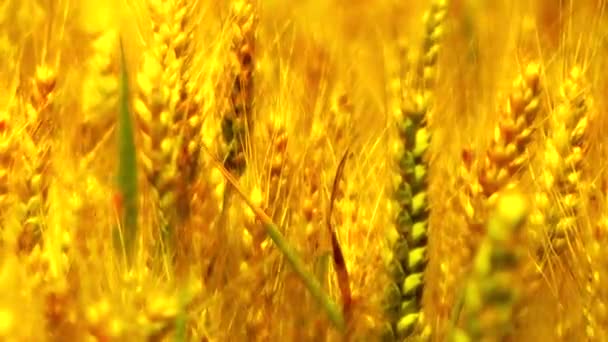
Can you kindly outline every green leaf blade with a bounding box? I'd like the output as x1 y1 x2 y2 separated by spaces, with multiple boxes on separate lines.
117 39 138 264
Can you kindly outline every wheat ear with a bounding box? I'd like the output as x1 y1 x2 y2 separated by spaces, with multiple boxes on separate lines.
534 66 589 255
136 0 200 254
534 66 590 338
452 191 530 341
221 0 256 175
385 0 447 339
14 65 58 253
458 62 541 257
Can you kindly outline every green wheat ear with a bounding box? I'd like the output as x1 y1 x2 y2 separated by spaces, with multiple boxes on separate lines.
117 38 138 265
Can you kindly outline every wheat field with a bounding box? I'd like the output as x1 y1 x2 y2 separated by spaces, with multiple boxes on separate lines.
0 0 607 341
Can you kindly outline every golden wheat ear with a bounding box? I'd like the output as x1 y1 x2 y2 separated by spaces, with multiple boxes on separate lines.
456 62 542 260
526 65 591 339
534 66 589 255
14 63 59 255
133 0 203 261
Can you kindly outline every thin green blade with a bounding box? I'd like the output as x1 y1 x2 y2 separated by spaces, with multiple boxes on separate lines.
117 39 138 264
